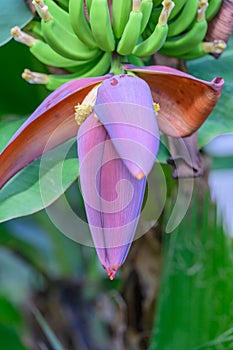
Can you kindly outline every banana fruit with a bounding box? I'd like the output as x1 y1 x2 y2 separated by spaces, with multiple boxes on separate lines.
89 0 115 52
133 0 175 57
22 52 111 90
11 0 225 92
117 1 143 55
140 0 154 33
167 0 199 37
112 0 132 38
33 0 101 61
206 0 222 20
11 26 86 68
176 39 226 60
69 0 97 48
160 0 209 56
56 0 69 11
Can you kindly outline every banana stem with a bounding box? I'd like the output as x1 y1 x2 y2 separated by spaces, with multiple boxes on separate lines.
203 40 226 54
110 53 125 75
159 0 175 26
11 26 36 46
197 0 208 21
22 69 49 85
32 0 52 21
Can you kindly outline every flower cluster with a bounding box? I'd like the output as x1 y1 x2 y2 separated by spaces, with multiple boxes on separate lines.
0 66 224 278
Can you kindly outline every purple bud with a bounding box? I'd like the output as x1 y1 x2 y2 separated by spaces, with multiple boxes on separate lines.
95 74 160 179
77 114 146 279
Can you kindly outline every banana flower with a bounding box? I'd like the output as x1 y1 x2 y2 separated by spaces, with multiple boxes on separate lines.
0 66 224 278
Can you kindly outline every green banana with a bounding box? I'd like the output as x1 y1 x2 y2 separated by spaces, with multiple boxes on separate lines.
86 0 93 14
22 67 90 90
33 0 101 61
29 20 44 39
117 4 143 55
176 39 226 60
153 0 162 6
112 0 132 39
167 0 199 37
22 52 111 90
30 41 92 68
144 6 161 37
56 0 69 11
89 0 115 51
133 0 174 57
160 1 208 56
69 0 97 48
206 0 222 20
127 54 145 66
140 0 153 33
43 0 73 32
168 0 186 20
11 26 87 68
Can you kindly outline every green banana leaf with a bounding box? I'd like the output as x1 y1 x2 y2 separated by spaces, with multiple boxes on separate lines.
187 36 233 148
149 190 233 350
0 118 27 150
0 0 33 46
0 121 79 222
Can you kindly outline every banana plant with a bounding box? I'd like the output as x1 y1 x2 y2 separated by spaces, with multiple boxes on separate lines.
0 1 233 349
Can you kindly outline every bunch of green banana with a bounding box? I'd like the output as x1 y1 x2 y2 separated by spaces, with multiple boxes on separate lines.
10 0 112 90
10 0 226 91
159 0 209 57
133 0 175 56
11 26 86 68
145 0 225 59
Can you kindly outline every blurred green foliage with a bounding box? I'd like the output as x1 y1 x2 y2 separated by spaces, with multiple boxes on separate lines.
149 191 233 349
0 40 48 118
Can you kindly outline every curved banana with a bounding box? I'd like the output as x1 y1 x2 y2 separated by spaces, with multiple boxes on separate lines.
43 0 73 32
206 0 222 20
168 0 186 20
167 0 199 37
33 0 101 61
117 4 143 56
22 67 90 90
160 1 208 56
11 26 86 68
133 0 174 57
177 39 226 60
147 6 162 33
81 51 111 78
30 20 44 39
89 0 115 52
140 0 153 33
112 0 132 39
69 0 97 48
22 52 111 90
